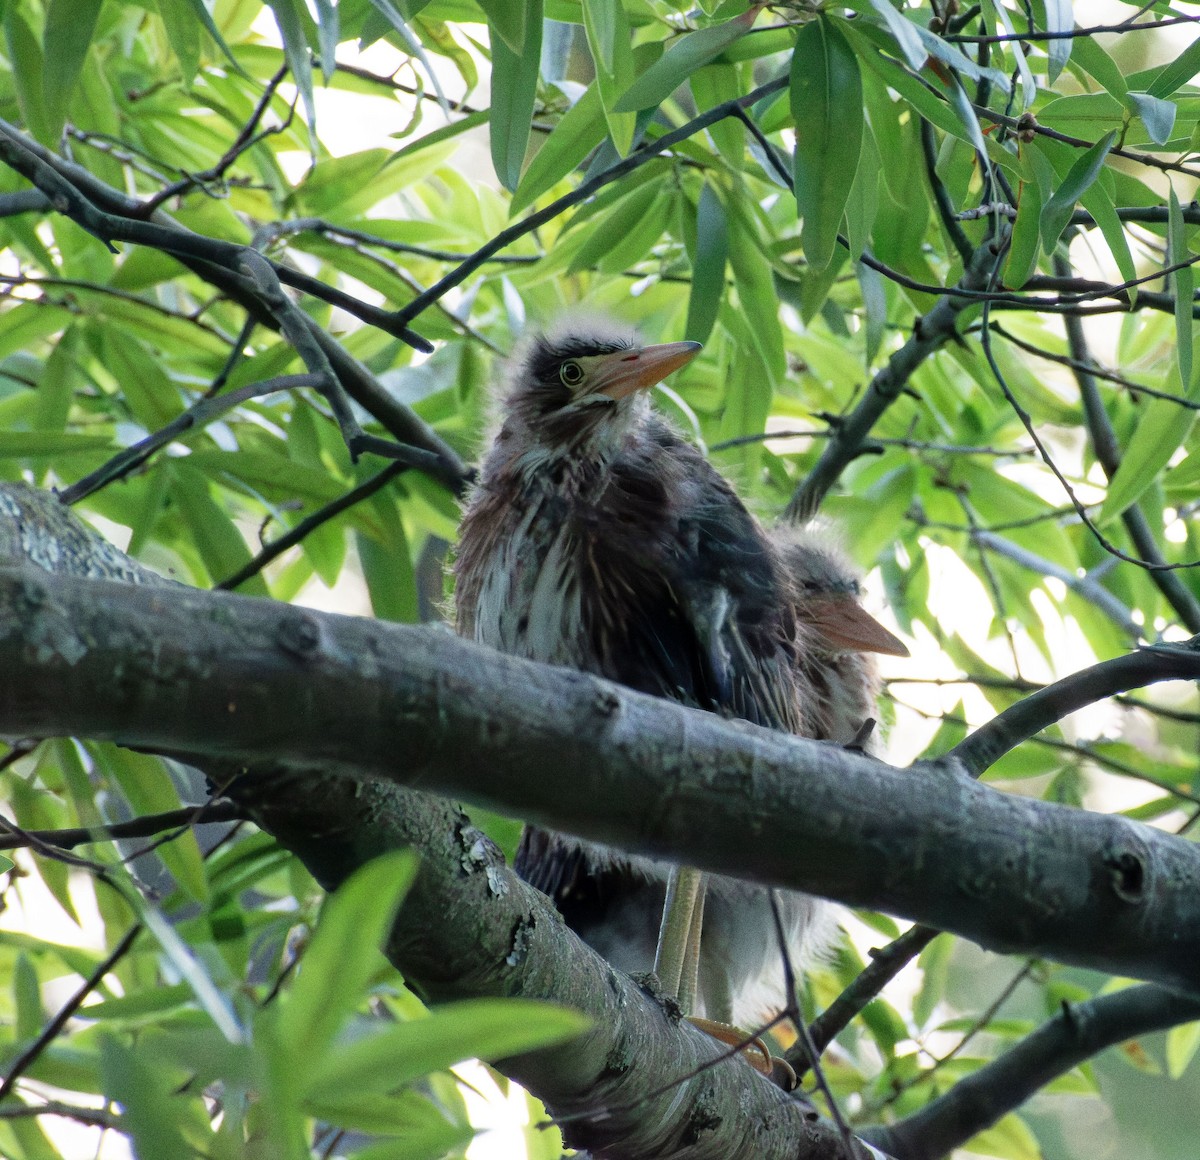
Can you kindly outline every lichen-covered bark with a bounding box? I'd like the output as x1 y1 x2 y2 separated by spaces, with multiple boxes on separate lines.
1 543 1199 1000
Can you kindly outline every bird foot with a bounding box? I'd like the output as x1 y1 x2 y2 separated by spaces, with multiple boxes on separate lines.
688 1017 798 1091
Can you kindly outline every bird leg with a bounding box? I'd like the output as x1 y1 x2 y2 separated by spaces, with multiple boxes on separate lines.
677 871 707 1015
654 864 705 1000
656 868 796 1089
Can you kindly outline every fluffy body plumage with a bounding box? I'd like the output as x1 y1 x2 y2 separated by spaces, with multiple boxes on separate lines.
778 529 907 752
455 319 837 1024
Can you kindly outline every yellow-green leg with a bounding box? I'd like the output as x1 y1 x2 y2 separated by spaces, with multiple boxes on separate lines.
654 865 706 1002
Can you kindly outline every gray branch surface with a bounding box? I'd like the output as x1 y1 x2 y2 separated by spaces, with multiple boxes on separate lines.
2 487 1200 1004
0 483 875 1160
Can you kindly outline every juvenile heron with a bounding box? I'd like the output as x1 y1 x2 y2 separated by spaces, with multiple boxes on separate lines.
454 317 893 1037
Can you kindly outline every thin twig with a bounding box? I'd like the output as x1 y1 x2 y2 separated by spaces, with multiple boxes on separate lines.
0 924 141 1100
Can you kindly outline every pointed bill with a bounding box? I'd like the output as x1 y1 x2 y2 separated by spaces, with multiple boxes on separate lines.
594 341 702 400
806 596 910 657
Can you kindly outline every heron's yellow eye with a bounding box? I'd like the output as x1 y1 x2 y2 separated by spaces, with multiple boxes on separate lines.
559 361 585 387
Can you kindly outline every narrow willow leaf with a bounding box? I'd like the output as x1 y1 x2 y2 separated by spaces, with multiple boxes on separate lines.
686 181 728 345
1044 0 1072 82
1167 1021 1200 1079
170 464 269 595
1147 34 1200 99
913 24 1011 92
306 999 589 1098
983 0 1034 110
176 0 239 67
791 16 863 272
865 0 926 71
281 849 418 1057
477 0 527 54
1079 179 1136 304
856 258 886 364
613 6 760 112
100 1037 195 1158
96 745 208 904
6 7 51 142
1071 36 1127 101
359 494 418 622
1040 130 1115 253
42 0 103 137
945 74 990 162
582 0 636 154
265 0 316 130
1168 186 1195 396
313 0 339 81
1099 391 1196 524
155 0 202 82
1005 181 1043 288
690 63 744 169
843 122 879 260
965 1113 1043 1160
1126 92 1177 146
490 2 544 191
567 182 660 272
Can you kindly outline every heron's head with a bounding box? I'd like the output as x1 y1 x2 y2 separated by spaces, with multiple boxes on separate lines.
498 316 700 473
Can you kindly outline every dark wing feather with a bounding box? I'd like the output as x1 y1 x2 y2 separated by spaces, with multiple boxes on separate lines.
625 417 810 734
515 828 663 972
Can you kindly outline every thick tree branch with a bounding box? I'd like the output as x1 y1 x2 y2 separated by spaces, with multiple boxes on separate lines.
0 484 882 1159
228 768 861 1160
2 486 1200 1001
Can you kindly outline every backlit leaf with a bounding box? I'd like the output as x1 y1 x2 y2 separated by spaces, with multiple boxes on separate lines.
791 16 863 271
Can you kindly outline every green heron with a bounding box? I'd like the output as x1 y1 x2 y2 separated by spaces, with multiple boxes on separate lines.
455 317 895 1032
779 529 909 751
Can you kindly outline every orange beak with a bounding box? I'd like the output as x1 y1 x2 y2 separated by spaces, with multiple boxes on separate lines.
593 341 702 400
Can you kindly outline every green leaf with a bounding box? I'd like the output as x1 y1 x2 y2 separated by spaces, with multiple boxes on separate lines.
313 0 339 82
686 181 728 345
477 0 529 54
1005 180 1043 288
281 849 418 1057
865 0 926 71
567 181 661 272
613 7 759 112
1079 177 1136 304
511 83 606 214
1169 185 1195 397
92 745 209 904
1100 390 1196 524
981 0 1033 110
1039 131 1115 254
1126 92 1176 146
170 463 269 595
42 0 103 138
4 7 51 143
100 1036 195 1158
14 952 42 1040
489 2 544 190
358 493 418 622
790 16 863 272
351 1124 476 1160
1147 34 1200 99
965 1112 1043 1160
305 999 589 1097
1043 0 1073 82
583 0 637 155
1167 1021 1200 1079
155 0 202 83
265 0 316 131
1071 35 1127 101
